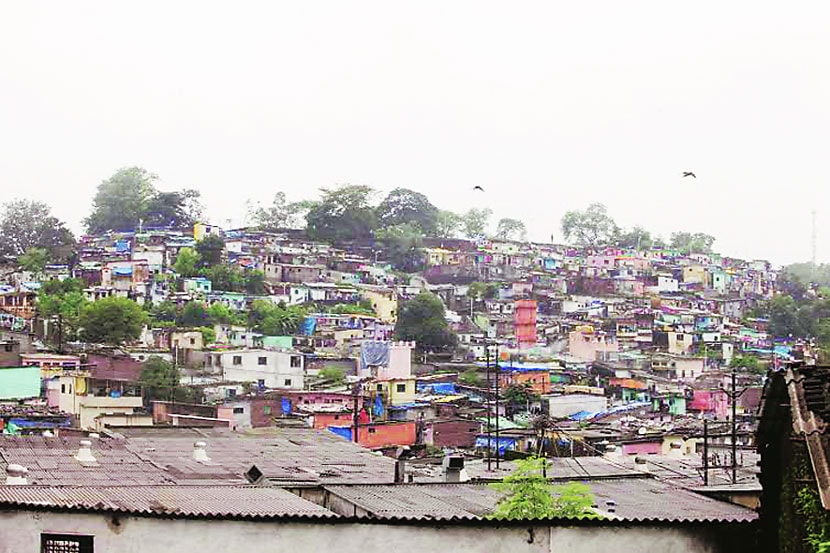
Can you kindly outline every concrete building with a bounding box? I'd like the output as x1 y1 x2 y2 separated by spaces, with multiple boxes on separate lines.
213 349 305 389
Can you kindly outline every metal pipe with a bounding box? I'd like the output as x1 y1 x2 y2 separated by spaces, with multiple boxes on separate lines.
731 369 737 484
495 344 500 469
486 344 491 471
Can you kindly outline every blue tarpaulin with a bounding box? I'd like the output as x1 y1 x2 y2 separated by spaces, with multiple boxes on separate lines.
112 267 133 276
475 436 517 455
569 410 594 421
417 382 456 395
373 395 385 417
328 426 352 440
301 317 317 336
115 240 130 252
360 341 390 371
281 398 292 415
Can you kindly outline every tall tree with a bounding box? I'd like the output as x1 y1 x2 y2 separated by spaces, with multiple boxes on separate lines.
495 218 527 241
375 222 425 273
0 199 75 260
669 231 716 254
560 203 619 248
616 226 653 250
305 184 377 243
435 210 462 239
85 167 157 233
376 188 439 235
78 296 148 345
462 208 493 239
143 189 202 229
395 291 457 351
37 278 88 345
195 235 225 268
173 247 199 277
248 192 292 231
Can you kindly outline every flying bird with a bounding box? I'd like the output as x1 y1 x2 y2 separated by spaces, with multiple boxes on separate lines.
473 186 484 192
682 171 696 178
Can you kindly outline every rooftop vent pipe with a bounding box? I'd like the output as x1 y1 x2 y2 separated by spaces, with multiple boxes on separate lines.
75 440 96 464
193 441 211 463
634 456 650 473
5 464 27 485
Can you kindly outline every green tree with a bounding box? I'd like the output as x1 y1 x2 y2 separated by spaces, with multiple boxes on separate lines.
560 203 619 248
139 356 180 404
78 296 148 345
490 457 598 520
85 167 157 233
616 226 653 250
18 247 50 274
149 300 178 326
461 208 492 239
178 301 210 327
459 368 479 386
248 300 306 335
434 210 462 239
730 355 761 372
144 189 202 229
244 269 267 295
395 291 457 352
375 222 425 272
305 184 377 243
37 278 88 344
208 302 234 325
467 282 500 302
669 231 716 254
199 326 216 345
495 218 527 241
195 235 225 268
0 199 75 260
248 192 292 231
202 264 244 292
376 188 439 235
173 247 200 277
319 366 346 385
502 383 541 415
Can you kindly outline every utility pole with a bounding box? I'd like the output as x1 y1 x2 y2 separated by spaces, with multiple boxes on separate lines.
494 344 500 469
731 368 737 484
703 419 708 486
486 343 492 471
352 381 361 444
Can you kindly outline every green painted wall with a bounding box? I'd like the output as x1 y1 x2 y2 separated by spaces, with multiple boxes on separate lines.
0 367 41 399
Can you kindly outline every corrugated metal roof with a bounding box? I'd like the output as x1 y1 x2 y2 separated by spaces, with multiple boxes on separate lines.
0 428 396 487
0 485 336 518
323 481 758 523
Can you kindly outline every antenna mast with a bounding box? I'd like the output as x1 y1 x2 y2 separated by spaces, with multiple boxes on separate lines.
812 210 817 281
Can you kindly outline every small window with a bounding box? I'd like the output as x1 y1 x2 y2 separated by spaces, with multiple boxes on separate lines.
41 534 94 553
290 356 301 368
233 407 244 414
258 356 267 366
233 355 242 365
263 405 272 415
257 379 265 388
3 344 12 352
284 379 292 387
368 428 376 434
377 384 384 391
676 335 684 341
61 384 66 393
190 338 196 345
396 383 406 393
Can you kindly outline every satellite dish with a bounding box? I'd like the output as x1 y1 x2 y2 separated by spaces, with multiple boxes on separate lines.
638 427 647 435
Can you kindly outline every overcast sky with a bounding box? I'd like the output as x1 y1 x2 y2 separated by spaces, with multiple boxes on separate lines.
1 2 828 266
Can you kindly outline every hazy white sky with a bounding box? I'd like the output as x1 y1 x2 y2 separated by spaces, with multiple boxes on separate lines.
1 2 828 266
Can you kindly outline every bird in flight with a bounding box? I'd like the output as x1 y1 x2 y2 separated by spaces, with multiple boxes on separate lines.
682 171 696 178
473 185 485 192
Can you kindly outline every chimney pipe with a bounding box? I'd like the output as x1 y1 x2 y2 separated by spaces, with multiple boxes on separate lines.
75 440 96 464
5 464 28 485
669 440 684 458
193 441 211 463
634 456 650 473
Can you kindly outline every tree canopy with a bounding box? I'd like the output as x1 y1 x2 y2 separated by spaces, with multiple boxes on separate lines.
305 184 377 243
435 210 462 239
195 235 225 268
84 167 202 233
615 226 653 250
78 296 148 345
0 199 75 261
669 231 716 254
248 192 292 231
495 218 527 241
395 291 457 351
560 203 618 248
376 188 439 235
490 456 598 520
461 208 492 239
375 222 424 273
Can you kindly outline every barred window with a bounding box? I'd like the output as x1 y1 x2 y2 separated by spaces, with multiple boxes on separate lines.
41 534 94 553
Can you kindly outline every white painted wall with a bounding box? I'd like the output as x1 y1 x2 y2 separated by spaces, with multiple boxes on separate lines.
0 511 739 553
221 349 304 389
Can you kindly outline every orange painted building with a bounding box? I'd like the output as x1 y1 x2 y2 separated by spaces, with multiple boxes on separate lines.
499 370 551 395
514 299 537 349
327 420 417 448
